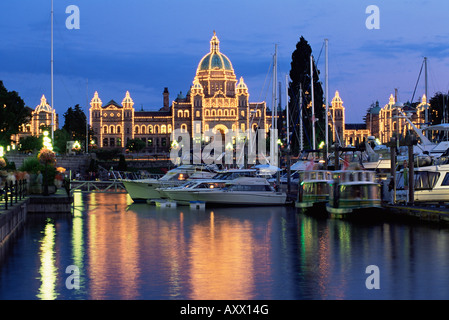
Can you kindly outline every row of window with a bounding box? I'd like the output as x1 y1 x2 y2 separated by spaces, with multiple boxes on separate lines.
177 109 263 117
102 124 173 134
102 137 168 148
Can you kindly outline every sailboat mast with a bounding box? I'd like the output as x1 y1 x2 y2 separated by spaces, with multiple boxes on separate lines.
425 56 428 122
270 44 278 166
310 55 316 150
51 0 54 141
300 83 303 151
286 74 289 146
325 39 329 162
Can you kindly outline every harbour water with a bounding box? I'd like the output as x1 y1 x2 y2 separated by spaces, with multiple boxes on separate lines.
1 192 449 300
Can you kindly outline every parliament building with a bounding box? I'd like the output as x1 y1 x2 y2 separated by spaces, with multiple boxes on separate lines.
89 32 269 153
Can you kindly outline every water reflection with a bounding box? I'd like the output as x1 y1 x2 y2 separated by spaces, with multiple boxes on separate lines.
3 192 449 299
37 219 58 300
87 193 140 299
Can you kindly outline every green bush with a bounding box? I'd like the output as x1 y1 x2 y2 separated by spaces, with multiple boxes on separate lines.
19 156 56 185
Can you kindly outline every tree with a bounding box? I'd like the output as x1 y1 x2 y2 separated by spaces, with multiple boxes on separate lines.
18 136 41 153
53 128 70 154
126 139 146 153
117 154 128 171
63 104 91 149
288 36 325 155
0 81 32 145
429 91 449 125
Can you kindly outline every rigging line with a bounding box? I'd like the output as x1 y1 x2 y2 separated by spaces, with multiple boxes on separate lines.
250 60 272 129
410 59 424 103
315 41 325 67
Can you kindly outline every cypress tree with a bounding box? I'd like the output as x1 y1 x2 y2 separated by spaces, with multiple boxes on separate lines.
288 36 324 155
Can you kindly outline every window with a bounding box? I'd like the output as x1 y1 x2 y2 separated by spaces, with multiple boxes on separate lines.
178 110 183 117
181 124 187 133
161 125 167 134
135 126 139 134
442 173 449 186
117 138 122 147
104 126 108 134
161 138 167 146
168 124 172 133
117 125 121 134
184 110 190 118
154 125 159 134
110 125 114 134
110 138 115 147
148 125 153 134
196 111 200 117
205 110 210 116
148 138 153 146
141 125 146 134
103 138 108 147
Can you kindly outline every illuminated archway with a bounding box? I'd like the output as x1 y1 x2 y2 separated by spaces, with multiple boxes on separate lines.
212 124 228 134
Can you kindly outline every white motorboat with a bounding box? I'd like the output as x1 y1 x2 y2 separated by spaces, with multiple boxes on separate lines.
121 165 216 202
159 180 227 205
326 170 382 217
395 163 449 203
295 170 332 214
189 176 287 206
158 168 274 205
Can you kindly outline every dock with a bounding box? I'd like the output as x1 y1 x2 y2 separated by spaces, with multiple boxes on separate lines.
383 203 449 224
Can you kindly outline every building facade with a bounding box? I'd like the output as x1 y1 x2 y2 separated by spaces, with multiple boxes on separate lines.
13 94 59 144
327 90 427 147
89 32 268 153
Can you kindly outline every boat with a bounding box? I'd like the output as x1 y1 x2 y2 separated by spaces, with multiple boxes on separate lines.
188 176 287 206
295 170 332 214
157 168 260 204
121 164 216 202
395 163 449 203
159 180 227 205
326 170 382 218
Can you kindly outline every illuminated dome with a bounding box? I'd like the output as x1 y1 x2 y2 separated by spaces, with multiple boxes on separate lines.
35 95 53 113
195 32 237 97
197 31 234 72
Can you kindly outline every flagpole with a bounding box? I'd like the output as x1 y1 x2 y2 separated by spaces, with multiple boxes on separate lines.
51 0 54 141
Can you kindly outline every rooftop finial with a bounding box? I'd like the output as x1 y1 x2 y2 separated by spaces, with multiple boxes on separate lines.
210 31 220 53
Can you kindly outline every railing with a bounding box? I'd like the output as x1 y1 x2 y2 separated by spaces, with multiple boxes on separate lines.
1 179 28 210
69 179 126 193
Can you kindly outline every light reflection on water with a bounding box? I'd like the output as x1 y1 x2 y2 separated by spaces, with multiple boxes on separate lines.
1 192 449 299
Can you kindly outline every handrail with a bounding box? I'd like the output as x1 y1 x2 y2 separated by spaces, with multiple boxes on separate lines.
1 179 28 210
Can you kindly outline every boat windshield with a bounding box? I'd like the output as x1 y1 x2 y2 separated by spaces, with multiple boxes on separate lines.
338 184 380 200
159 172 190 181
212 171 256 180
396 171 440 190
302 182 329 196
226 184 274 192
195 182 226 189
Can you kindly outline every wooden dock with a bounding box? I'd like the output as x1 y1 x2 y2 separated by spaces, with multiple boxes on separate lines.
383 203 449 224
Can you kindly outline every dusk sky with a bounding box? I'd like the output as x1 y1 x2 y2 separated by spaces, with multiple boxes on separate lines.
1 0 449 124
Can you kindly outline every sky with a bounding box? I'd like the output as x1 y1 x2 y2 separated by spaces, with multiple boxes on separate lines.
1 0 449 124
